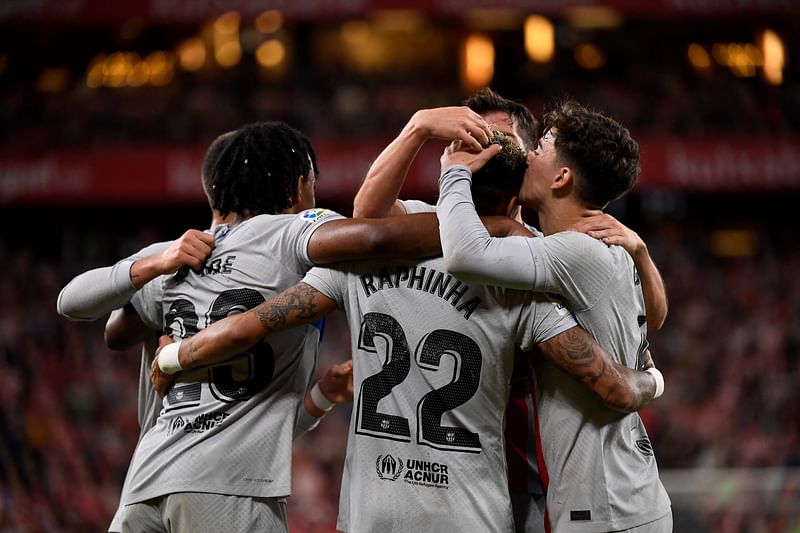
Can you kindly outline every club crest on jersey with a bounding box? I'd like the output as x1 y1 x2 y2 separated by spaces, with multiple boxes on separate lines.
300 208 334 223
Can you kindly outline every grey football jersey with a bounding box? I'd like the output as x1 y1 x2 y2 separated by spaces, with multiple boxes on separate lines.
527 232 671 532
437 166 671 532
122 208 343 504
304 257 576 533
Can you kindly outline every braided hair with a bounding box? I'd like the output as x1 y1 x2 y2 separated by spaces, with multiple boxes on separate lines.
206 121 319 217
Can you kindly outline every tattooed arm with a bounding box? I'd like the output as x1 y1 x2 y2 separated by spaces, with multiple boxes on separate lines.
536 326 657 412
162 282 338 372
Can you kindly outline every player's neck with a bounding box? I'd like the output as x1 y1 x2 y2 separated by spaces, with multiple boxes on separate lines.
537 199 601 235
210 210 243 227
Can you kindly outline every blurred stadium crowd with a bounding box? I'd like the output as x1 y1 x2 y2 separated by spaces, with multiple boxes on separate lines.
2 3 800 532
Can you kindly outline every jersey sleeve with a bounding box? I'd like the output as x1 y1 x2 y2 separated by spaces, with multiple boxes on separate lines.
56 241 172 321
302 266 347 308
511 291 579 350
291 209 346 269
129 278 165 332
436 165 542 290
527 231 617 312
399 199 436 214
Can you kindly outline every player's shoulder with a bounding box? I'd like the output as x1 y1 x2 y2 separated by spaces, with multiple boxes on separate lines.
547 230 612 256
295 207 343 224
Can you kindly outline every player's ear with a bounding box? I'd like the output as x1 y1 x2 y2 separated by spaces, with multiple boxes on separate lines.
551 167 573 191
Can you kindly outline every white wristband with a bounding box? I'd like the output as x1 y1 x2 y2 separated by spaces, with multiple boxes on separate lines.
310 382 335 412
158 340 183 375
645 367 664 399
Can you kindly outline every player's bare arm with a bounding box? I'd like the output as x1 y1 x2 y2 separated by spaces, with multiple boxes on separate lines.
105 304 151 351
353 107 492 218
537 326 658 412
307 213 445 263
168 282 336 371
304 360 354 418
571 213 668 330
150 282 338 395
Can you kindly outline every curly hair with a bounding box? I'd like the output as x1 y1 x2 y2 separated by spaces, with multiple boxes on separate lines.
464 88 540 151
543 100 640 208
472 131 528 216
206 121 319 217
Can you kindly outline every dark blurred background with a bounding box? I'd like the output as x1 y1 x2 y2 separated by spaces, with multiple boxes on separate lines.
1 1 799 531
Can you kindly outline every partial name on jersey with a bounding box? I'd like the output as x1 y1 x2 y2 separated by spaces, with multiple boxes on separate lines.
359 265 481 320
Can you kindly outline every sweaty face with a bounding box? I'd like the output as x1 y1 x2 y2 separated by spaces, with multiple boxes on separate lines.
518 129 559 208
481 111 526 151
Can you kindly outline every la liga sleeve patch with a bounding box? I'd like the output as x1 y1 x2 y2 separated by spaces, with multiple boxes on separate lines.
299 208 336 223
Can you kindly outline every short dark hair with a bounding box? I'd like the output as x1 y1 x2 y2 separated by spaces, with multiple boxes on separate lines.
206 121 319 217
472 131 528 216
543 100 640 208
464 88 540 151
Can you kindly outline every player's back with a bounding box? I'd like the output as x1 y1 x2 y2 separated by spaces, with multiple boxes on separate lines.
304 255 575 533
123 209 341 505
533 232 671 532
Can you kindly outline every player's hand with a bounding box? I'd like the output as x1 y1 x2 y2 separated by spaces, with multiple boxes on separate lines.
317 360 354 404
155 229 215 275
571 214 645 257
151 335 178 396
411 107 492 151
440 140 501 175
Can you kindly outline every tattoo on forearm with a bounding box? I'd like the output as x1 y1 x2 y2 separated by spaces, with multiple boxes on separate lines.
543 328 653 412
255 283 321 333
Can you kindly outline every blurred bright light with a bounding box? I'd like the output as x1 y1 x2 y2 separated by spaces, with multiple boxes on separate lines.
565 6 623 29
214 11 240 36
687 43 711 69
711 42 763 78
525 15 554 63
761 29 784 86
710 229 758 257
177 37 206 72
341 20 371 46
213 11 241 68
145 51 174 86
464 8 520 30
462 32 494 91
373 10 426 32
256 39 286 68
126 54 148 87
574 43 605 70
105 52 129 87
36 68 70 93
85 54 106 88
215 41 242 68
255 10 283 34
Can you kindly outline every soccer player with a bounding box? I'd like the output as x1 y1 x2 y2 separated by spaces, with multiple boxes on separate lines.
437 100 673 532
58 121 448 532
149 132 661 532
352 89 668 532
57 131 233 532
